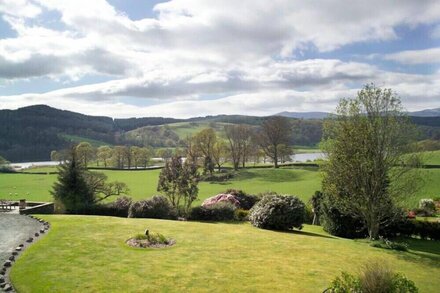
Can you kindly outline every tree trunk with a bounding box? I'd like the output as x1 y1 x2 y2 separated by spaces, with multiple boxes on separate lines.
274 146 278 168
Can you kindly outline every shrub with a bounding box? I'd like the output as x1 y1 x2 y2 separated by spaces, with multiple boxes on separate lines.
320 195 367 238
249 194 305 231
128 195 177 219
234 209 249 221
418 199 436 217
225 189 260 210
393 219 440 241
303 204 314 224
202 193 240 208
189 202 236 221
326 261 418 293
132 232 171 245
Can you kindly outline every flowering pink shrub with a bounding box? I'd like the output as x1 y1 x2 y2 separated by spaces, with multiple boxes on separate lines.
202 193 240 207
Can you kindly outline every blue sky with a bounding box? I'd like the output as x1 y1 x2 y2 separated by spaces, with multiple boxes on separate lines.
0 0 439 118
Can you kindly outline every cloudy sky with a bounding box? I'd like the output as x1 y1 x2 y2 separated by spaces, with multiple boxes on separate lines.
0 0 439 118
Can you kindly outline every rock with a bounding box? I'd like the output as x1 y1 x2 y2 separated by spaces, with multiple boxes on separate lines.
0 269 6 275
4 284 12 291
35 232 39 237
26 237 33 243
40 229 45 234
8 256 14 262
3 260 12 267
18 244 24 248
0 276 5 283
0 282 6 288
11 252 18 256
15 247 21 251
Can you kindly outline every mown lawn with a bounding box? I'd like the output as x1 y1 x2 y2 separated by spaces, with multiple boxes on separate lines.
10 215 440 292
1 167 438 207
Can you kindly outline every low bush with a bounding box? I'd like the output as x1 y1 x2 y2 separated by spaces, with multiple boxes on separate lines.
249 193 305 231
418 199 436 217
234 209 249 221
80 196 133 217
320 195 367 238
128 195 177 219
202 193 240 208
326 261 418 292
225 189 260 210
394 219 440 241
202 172 234 182
189 202 236 221
131 232 172 245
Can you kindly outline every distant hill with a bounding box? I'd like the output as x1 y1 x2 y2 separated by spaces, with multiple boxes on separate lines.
276 111 330 119
0 105 439 162
408 108 440 117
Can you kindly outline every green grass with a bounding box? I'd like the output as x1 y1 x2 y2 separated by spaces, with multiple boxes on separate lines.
0 167 321 204
1 166 438 207
421 150 440 165
10 215 440 292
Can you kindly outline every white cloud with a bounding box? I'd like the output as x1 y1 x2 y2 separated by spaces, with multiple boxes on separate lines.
0 0 440 117
384 47 440 64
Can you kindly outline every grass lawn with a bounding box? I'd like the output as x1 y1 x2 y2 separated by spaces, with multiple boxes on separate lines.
10 215 440 292
421 150 440 165
1 166 438 207
0 167 321 204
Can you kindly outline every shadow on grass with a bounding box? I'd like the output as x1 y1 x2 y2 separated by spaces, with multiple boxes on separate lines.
277 229 337 240
236 169 305 182
402 238 440 256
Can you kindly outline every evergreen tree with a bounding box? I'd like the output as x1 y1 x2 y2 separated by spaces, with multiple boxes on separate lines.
51 148 94 213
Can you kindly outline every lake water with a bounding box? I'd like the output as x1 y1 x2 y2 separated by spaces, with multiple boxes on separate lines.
290 152 325 162
9 161 61 170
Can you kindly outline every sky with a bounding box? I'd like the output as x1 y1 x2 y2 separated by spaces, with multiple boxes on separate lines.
0 0 439 118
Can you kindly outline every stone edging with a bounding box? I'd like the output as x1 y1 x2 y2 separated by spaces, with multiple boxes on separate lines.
0 215 50 292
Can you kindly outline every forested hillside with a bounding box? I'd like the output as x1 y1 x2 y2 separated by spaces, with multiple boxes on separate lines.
0 105 439 162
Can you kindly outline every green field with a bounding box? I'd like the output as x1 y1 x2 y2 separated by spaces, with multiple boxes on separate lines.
1 166 438 207
421 150 440 165
0 167 321 205
61 134 111 147
10 215 440 292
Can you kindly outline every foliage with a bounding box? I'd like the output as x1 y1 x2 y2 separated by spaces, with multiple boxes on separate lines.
224 124 254 170
202 193 240 207
327 262 418 293
310 190 323 225
256 116 292 168
84 171 129 203
418 199 436 217
322 84 421 239
320 194 367 239
132 232 170 245
392 219 440 241
157 155 200 216
249 193 305 231
234 209 250 221
128 195 177 219
51 149 95 213
225 189 260 210
189 202 236 221
76 142 94 166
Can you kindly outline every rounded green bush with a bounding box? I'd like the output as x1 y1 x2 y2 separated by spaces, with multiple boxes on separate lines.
249 194 305 231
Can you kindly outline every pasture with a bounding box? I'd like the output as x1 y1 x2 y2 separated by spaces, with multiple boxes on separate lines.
0 166 438 208
10 215 440 292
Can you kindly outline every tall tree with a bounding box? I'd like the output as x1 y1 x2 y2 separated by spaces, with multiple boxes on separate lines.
51 148 94 213
224 125 254 170
212 140 229 171
257 117 292 168
194 128 217 175
76 142 95 167
97 146 113 168
321 84 420 240
157 156 200 216
112 146 126 169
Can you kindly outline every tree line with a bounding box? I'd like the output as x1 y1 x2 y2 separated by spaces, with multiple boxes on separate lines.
52 116 296 171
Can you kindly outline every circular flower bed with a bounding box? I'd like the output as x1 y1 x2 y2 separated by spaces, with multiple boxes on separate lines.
126 231 175 248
